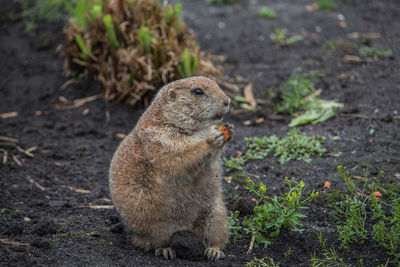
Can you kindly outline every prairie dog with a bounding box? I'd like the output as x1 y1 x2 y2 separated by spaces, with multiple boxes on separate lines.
109 76 232 261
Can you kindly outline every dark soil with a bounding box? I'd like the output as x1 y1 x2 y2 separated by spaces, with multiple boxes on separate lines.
1 0 400 266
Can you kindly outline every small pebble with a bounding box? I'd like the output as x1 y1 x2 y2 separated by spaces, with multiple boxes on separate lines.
110 223 123 234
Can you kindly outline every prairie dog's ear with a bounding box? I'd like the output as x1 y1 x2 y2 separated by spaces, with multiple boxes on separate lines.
167 87 176 102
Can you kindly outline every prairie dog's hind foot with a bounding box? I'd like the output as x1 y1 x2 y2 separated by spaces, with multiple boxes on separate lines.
204 247 225 261
155 247 176 260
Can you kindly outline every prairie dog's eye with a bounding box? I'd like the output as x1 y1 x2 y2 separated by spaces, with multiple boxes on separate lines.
192 88 204 96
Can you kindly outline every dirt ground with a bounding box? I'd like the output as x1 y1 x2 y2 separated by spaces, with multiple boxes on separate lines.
1 0 399 266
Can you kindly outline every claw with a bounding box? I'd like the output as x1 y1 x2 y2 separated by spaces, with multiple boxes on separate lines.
225 123 234 131
155 247 176 260
204 247 224 261
224 123 234 140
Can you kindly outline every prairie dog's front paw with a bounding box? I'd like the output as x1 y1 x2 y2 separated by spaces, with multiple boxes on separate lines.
224 123 234 140
204 247 225 261
207 129 225 148
155 247 176 260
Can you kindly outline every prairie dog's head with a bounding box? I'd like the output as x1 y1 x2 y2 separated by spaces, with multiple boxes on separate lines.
155 76 230 131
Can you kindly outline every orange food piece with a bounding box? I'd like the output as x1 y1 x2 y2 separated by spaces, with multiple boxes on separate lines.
323 181 332 189
218 125 230 142
373 191 382 198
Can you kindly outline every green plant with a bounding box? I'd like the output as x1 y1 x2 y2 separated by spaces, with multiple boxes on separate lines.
163 3 182 31
64 0 97 32
359 46 392 58
316 0 337 11
138 26 153 54
89 2 102 19
336 165 355 196
310 233 349 266
0 208 18 214
246 256 280 267
322 40 339 50
102 14 122 49
322 40 357 51
288 99 343 127
228 210 243 244
270 28 302 47
277 70 323 114
276 68 343 126
224 128 327 171
74 34 92 61
371 196 400 262
224 156 246 172
177 48 198 78
333 195 368 249
258 7 277 19
332 165 367 249
243 177 318 248
329 166 400 262
20 0 70 32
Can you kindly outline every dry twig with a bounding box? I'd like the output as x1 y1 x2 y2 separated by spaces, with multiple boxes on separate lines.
26 176 46 191
0 112 18 119
247 235 256 254
244 83 257 108
0 239 29 246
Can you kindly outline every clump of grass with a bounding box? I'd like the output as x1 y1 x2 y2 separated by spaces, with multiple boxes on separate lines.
0 208 18 214
177 48 198 78
332 165 368 249
359 46 392 58
331 166 400 262
333 194 368 249
224 128 327 171
246 256 280 267
316 0 337 11
64 0 218 106
371 194 400 262
258 7 277 19
276 68 343 127
310 232 349 267
270 28 302 47
243 177 319 248
277 70 324 114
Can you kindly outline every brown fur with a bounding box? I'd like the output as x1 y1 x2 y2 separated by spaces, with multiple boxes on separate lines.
109 77 231 260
